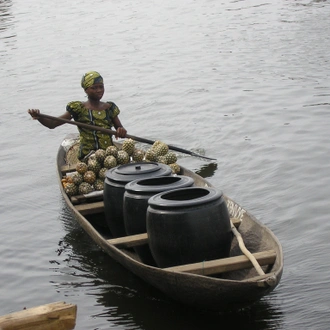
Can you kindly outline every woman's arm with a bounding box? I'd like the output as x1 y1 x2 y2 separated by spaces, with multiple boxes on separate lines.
28 109 72 129
112 116 127 138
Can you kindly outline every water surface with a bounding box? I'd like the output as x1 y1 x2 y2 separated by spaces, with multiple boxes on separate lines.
1 0 330 329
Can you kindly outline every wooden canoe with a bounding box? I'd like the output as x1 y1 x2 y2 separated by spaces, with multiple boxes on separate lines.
56 134 283 311
0 301 77 330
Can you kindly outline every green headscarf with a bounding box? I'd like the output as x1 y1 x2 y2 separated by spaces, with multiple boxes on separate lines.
81 71 103 89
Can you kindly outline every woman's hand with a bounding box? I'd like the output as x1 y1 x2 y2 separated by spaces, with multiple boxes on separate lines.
28 109 41 119
115 126 127 139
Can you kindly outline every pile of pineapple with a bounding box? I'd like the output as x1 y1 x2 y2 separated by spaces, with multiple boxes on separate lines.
63 139 181 197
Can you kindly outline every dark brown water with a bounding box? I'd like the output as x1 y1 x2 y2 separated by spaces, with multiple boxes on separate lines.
1 0 330 329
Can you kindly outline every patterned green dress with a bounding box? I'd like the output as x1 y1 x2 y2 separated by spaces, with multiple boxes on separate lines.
66 101 120 159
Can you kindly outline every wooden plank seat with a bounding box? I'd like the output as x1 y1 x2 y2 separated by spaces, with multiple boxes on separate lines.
75 201 105 215
107 232 276 276
107 218 241 249
71 193 103 205
163 250 276 275
105 220 277 277
108 233 149 248
61 164 77 175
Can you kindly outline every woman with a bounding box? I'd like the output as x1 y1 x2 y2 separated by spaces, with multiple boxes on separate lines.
28 71 127 159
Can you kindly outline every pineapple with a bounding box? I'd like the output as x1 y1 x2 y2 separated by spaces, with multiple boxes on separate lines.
169 163 181 174
153 142 169 156
65 182 78 197
132 149 145 162
122 138 135 156
94 149 106 164
79 182 94 195
117 150 130 165
152 140 163 148
104 155 117 169
76 162 88 174
145 148 157 162
156 155 167 164
98 167 108 180
165 152 177 164
94 179 104 191
105 145 118 158
83 170 96 184
71 172 84 185
88 158 101 174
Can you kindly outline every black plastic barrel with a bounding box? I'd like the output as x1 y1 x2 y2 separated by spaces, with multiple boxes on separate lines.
123 175 195 265
104 162 172 238
146 187 232 268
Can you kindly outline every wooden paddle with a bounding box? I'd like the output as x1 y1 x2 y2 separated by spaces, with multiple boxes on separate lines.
37 113 217 161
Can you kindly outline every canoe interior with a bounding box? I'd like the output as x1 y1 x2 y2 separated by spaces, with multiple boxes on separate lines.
56 135 283 311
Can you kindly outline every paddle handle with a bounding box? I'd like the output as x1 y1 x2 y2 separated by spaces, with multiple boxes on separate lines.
230 220 265 276
37 113 118 135
36 113 216 161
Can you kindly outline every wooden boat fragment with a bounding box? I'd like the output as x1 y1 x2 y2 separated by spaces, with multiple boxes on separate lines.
0 301 77 330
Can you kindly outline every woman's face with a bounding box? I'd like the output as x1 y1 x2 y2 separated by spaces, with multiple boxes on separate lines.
85 83 104 100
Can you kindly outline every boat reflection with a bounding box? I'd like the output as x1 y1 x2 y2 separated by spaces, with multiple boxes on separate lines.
51 203 284 330
195 162 218 178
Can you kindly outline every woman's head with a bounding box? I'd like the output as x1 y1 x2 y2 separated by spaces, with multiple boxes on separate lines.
81 71 103 90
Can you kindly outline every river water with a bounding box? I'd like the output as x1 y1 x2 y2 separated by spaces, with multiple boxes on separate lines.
1 0 330 329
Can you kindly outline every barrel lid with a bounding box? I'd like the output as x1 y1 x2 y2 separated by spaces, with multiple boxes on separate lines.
106 162 172 183
148 187 223 208
125 175 194 194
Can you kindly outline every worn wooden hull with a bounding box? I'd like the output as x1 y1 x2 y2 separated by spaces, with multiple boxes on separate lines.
57 135 283 311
